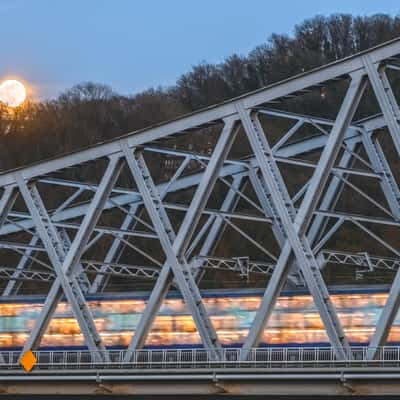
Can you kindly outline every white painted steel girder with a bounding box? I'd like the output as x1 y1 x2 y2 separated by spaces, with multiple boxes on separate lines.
0 39 397 358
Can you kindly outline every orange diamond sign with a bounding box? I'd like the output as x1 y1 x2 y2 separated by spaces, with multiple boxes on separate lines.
20 350 37 373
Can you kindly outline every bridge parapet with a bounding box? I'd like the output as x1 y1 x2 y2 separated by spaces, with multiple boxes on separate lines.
2 346 400 371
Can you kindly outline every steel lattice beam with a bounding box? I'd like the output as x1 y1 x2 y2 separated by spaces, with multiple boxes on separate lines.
0 39 397 360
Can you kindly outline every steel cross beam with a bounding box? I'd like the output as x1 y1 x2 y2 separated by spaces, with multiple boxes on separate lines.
0 130 368 293
88 202 140 293
0 266 54 283
246 167 303 286
90 155 191 293
248 168 286 247
123 148 222 357
0 120 382 240
2 236 40 295
283 138 360 280
83 261 160 280
15 155 123 360
0 263 162 284
321 250 400 272
193 256 275 276
304 129 395 254
246 165 304 283
238 71 367 360
0 135 373 294
59 228 91 293
122 119 238 359
191 173 246 282
1 212 160 239
0 255 276 285
306 138 359 247
0 131 392 293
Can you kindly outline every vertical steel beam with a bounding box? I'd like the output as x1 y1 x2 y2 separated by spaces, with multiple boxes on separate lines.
16 156 123 358
122 119 238 358
238 71 366 360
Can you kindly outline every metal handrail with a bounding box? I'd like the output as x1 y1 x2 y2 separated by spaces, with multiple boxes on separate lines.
2 346 400 370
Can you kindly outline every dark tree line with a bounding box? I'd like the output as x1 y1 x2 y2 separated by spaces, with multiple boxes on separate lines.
0 13 399 286
1 13 399 171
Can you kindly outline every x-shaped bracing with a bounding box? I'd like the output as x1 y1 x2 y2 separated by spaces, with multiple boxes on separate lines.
237 70 367 360
15 155 124 361
121 118 238 361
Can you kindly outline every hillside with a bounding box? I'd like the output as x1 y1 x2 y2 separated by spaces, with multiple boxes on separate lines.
0 13 400 291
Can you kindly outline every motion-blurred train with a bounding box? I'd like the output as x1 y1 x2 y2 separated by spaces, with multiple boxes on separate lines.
0 285 395 349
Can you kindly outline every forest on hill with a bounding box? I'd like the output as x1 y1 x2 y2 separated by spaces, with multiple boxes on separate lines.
1 13 400 289
0 13 399 170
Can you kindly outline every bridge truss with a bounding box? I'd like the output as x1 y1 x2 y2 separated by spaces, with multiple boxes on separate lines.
0 38 400 362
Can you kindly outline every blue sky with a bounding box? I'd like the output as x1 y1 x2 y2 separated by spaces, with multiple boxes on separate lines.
0 0 399 99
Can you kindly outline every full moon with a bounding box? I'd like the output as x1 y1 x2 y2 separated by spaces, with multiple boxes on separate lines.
0 80 26 107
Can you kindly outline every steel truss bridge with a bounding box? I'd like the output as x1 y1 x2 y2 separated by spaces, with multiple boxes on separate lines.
0 38 400 396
